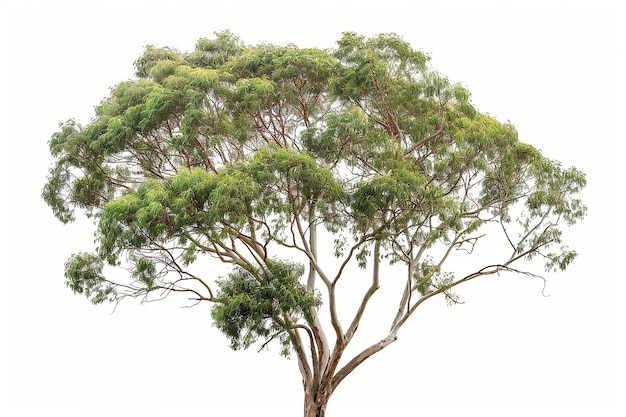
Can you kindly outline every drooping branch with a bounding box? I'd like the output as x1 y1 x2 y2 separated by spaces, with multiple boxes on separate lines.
154 241 215 300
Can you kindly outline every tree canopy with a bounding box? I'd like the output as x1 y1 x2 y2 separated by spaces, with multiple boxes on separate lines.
42 30 586 416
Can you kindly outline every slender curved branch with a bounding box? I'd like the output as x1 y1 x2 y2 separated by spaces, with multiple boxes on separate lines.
345 239 381 343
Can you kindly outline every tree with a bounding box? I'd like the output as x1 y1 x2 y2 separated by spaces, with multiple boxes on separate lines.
42 30 586 416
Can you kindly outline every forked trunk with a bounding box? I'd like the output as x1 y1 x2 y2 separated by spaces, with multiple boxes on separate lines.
300 333 398 416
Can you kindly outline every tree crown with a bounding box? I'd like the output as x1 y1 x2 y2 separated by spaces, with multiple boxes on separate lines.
43 31 586 358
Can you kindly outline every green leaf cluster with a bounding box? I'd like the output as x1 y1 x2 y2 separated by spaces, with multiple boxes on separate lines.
211 259 320 355
64 252 116 305
244 146 342 216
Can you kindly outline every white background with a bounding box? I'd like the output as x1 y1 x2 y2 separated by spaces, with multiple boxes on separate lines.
2 1 623 416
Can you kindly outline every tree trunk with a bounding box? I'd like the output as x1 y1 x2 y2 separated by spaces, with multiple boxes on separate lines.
303 380 331 417
304 399 327 417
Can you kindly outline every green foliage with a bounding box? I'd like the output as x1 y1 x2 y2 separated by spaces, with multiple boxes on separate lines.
211 259 321 355
244 146 343 217
303 106 387 165
186 30 245 68
43 30 586 356
413 257 439 296
131 256 158 289
64 252 116 305
413 258 459 305
134 45 181 79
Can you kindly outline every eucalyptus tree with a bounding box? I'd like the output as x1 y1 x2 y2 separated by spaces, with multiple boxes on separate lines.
43 30 586 416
